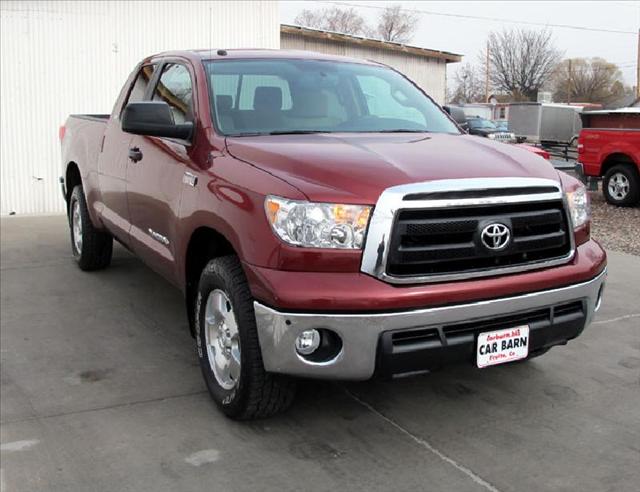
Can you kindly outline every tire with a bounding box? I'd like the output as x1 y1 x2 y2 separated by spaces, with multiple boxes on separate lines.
69 185 113 270
603 164 640 207
195 255 296 419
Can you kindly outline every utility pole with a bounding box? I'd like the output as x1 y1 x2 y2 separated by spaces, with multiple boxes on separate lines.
485 40 490 103
567 59 572 105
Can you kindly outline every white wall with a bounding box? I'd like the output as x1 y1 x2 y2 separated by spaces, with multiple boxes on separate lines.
0 1 279 215
280 32 448 105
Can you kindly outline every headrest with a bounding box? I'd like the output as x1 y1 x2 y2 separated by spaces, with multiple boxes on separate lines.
292 89 328 118
254 87 282 111
216 95 233 111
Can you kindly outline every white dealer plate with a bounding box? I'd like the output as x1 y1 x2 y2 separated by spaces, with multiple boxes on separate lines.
477 326 530 368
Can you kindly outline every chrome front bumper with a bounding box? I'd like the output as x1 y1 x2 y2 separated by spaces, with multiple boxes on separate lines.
254 269 606 380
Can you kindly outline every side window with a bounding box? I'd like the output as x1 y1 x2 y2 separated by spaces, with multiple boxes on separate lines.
121 64 156 113
152 64 194 124
356 75 425 126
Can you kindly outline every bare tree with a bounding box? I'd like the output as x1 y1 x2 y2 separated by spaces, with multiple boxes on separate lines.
374 4 418 43
294 7 368 36
551 58 626 104
487 28 562 101
449 63 486 104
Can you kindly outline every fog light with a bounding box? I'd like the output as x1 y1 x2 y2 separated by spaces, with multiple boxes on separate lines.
295 329 321 355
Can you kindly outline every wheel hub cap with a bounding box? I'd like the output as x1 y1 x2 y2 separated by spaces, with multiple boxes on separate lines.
204 290 240 390
609 173 629 200
71 201 82 253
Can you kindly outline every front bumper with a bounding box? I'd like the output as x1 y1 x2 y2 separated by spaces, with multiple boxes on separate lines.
254 268 606 380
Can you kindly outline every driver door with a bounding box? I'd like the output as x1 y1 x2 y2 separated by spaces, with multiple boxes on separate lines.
125 62 196 284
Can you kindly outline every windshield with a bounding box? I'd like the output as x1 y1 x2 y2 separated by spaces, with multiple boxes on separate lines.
204 59 460 136
468 118 497 130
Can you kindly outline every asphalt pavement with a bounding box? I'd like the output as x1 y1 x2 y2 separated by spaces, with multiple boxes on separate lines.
1 215 638 492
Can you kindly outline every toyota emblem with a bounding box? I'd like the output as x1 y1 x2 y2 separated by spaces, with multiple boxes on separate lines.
480 223 511 251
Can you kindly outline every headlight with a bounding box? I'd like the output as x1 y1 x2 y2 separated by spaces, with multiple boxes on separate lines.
488 133 496 139
265 196 371 249
566 185 590 229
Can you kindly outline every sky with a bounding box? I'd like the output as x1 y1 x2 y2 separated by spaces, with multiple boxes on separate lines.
280 1 640 86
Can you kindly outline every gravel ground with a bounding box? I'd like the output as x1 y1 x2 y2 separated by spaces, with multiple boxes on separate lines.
589 186 640 256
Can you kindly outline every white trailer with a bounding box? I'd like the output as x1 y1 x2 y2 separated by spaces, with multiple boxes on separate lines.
508 103 583 145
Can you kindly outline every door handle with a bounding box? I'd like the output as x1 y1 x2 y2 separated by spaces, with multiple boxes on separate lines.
128 147 143 163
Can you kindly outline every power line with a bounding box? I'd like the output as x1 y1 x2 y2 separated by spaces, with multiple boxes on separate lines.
322 1 637 35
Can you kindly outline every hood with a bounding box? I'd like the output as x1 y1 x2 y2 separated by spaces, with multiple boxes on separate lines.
225 133 560 204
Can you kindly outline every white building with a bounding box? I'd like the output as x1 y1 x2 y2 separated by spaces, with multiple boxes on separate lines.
0 3 460 215
280 25 461 105
0 1 279 215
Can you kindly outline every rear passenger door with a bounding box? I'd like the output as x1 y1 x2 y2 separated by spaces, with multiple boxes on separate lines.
125 62 196 284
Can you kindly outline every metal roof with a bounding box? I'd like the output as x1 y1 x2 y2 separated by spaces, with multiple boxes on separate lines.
280 24 462 63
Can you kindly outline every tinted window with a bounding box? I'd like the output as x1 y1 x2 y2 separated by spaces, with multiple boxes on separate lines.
468 119 496 129
124 64 156 106
205 59 459 136
152 64 194 124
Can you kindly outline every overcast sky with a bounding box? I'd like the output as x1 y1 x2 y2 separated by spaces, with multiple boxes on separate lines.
280 1 639 85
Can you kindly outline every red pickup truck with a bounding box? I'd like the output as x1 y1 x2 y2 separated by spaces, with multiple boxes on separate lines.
60 50 606 419
577 109 640 206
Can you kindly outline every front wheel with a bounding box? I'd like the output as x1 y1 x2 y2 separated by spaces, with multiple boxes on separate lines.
603 164 640 207
195 255 296 419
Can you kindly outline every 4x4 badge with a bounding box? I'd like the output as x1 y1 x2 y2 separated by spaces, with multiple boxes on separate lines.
480 223 511 250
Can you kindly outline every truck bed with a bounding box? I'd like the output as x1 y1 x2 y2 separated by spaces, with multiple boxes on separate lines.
61 114 111 192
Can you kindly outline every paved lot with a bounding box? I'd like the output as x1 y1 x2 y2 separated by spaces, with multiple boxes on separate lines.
1 215 639 492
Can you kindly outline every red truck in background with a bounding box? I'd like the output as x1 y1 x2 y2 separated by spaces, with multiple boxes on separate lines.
577 108 640 206
60 50 606 419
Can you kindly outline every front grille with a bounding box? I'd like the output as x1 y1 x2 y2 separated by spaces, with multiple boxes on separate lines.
492 132 514 142
386 200 571 278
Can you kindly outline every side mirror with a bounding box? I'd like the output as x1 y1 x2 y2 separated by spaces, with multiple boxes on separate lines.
122 101 193 140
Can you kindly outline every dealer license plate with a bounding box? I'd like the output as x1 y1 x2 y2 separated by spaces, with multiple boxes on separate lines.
477 326 529 368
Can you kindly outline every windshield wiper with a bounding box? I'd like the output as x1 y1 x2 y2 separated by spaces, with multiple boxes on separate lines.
266 130 329 135
378 129 429 133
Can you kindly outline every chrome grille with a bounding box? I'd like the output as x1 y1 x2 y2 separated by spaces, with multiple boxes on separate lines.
360 177 575 284
386 200 571 277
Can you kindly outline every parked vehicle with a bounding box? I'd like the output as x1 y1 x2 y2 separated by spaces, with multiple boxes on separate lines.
508 103 583 146
460 103 493 121
494 120 509 132
466 117 516 143
60 50 606 419
577 108 640 206
443 104 468 130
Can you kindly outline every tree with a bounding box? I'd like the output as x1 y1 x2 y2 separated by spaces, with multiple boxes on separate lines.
449 63 485 104
487 28 562 101
294 7 368 36
551 58 626 105
374 4 419 43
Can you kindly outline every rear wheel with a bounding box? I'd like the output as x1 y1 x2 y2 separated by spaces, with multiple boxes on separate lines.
195 255 296 419
603 164 640 207
69 185 113 270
